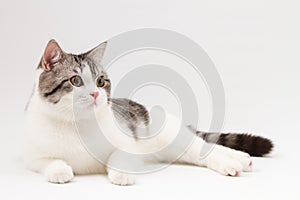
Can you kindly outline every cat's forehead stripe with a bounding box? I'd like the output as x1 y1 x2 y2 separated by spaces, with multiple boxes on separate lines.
80 59 100 79
89 62 98 78
73 67 81 74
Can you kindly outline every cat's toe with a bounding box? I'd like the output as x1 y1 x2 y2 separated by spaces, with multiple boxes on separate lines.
45 162 74 184
231 155 252 172
108 170 135 186
242 157 253 172
228 170 239 176
222 160 243 176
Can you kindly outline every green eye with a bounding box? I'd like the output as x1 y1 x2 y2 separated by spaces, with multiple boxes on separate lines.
96 77 105 87
70 75 83 87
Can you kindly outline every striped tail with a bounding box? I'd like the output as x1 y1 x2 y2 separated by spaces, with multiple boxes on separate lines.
196 131 273 157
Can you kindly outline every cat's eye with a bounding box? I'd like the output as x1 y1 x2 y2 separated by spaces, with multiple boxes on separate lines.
70 75 83 87
96 77 105 87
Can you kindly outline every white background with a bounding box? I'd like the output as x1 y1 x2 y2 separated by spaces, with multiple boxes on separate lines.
0 0 299 199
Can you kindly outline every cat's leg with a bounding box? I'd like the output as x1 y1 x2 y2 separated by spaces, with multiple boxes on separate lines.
28 158 74 183
177 137 252 176
106 150 139 186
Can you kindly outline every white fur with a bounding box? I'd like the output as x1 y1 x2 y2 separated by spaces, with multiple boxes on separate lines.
24 66 252 185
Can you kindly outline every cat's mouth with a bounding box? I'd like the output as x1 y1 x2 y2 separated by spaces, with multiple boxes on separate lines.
74 97 95 108
74 95 105 109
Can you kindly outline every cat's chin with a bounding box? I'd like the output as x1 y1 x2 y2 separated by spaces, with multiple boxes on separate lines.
72 107 97 120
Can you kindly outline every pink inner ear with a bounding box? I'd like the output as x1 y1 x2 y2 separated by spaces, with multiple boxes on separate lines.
42 40 62 71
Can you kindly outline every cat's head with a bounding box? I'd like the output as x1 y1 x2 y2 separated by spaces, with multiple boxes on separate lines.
37 40 110 114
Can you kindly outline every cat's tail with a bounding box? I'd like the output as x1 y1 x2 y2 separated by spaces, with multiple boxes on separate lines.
194 129 273 157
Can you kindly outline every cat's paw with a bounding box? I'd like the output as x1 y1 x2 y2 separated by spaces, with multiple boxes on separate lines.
108 170 135 186
235 156 252 172
215 146 253 172
45 161 74 184
205 150 249 176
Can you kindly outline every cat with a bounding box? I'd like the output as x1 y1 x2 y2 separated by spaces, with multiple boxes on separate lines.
24 39 273 185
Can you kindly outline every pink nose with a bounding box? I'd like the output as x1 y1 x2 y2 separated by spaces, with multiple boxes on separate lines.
90 92 99 100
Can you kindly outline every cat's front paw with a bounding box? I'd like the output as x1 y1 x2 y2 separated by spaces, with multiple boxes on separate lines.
45 161 74 184
108 170 135 186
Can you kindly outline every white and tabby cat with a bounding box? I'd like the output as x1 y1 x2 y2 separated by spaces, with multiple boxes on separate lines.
24 40 273 185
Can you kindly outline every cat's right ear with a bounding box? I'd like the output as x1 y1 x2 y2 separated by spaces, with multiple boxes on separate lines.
42 39 64 71
86 41 107 66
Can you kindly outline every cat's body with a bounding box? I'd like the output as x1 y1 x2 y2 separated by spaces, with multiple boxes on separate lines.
24 40 273 185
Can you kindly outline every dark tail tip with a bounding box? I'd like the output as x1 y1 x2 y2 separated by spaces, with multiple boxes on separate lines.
245 135 273 156
223 134 274 157
197 131 274 157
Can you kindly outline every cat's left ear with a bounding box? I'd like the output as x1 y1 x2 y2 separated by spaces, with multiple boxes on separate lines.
86 41 107 66
42 39 65 71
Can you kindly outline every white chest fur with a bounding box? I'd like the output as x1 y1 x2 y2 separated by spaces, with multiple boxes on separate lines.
23 99 110 174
